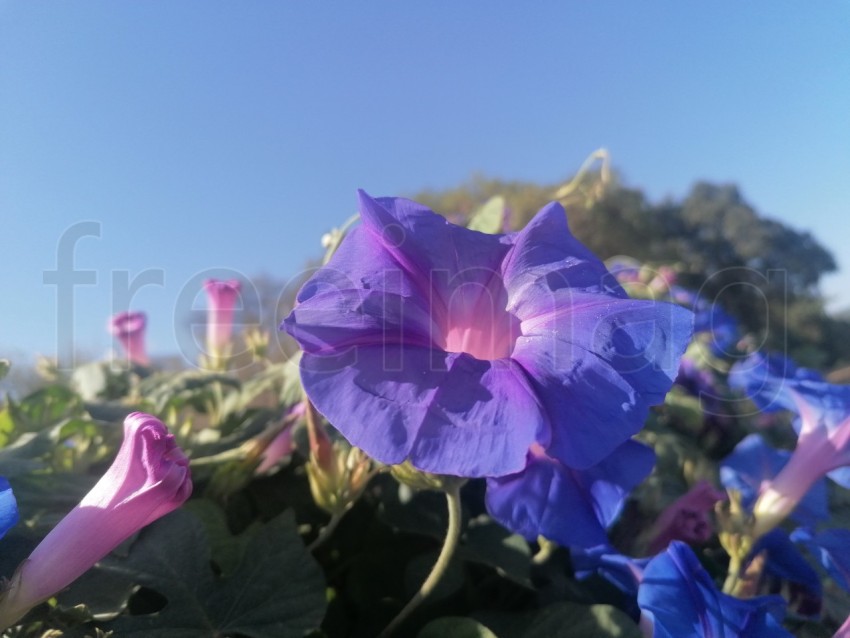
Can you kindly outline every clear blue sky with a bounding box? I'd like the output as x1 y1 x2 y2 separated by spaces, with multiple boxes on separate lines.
2 2 849 366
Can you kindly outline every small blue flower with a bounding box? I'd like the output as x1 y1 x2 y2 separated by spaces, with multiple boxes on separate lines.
719 434 828 528
638 541 790 638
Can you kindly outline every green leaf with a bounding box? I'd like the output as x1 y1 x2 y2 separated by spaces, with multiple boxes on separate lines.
0 359 10 381
475 602 641 638
101 509 327 637
418 617 499 638
467 196 506 234
460 516 533 588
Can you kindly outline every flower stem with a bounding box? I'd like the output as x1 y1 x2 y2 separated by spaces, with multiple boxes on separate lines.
307 511 345 553
378 484 463 638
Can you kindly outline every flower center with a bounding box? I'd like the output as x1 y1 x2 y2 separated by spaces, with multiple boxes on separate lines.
441 281 521 361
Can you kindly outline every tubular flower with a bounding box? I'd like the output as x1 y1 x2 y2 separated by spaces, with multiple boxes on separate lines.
282 191 693 478
719 434 828 528
0 413 191 629
203 278 242 364
751 389 850 538
109 311 149 366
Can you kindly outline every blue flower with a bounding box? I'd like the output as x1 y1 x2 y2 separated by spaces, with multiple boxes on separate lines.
749 529 822 617
670 287 739 356
0 477 18 541
485 439 655 548
719 434 828 528
638 541 790 638
283 192 693 478
571 544 649 598
791 527 850 593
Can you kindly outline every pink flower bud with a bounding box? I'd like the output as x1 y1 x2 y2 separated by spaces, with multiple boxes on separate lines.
647 480 726 554
203 279 242 361
109 311 149 366
0 413 191 629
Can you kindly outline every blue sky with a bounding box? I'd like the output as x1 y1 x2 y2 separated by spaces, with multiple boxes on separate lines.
2 2 849 366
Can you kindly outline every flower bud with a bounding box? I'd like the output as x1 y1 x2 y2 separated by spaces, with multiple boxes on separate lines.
203 279 241 369
0 413 191 630
109 311 149 366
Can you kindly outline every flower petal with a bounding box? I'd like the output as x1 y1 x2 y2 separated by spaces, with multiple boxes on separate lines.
638 541 790 638
300 346 544 477
0 477 18 541
485 440 655 548
513 294 692 469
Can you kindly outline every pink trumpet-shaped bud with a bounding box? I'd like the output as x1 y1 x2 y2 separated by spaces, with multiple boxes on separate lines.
0 413 191 630
109 311 149 366
203 279 242 367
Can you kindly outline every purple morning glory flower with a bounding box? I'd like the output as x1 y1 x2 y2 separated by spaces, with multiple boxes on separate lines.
283 192 693 478
638 541 790 638
749 391 850 537
719 434 828 528
728 352 830 417
485 439 655 548
0 477 17 541
791 527 850 593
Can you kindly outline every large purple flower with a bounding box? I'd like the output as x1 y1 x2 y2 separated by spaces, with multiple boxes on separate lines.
283 192 693 477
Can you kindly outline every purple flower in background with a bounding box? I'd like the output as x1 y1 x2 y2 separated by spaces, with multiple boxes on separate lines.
486 439 655 548
0 477 17 541
638 541 790 638
752 391 850 537
283 191 693 477
720 434 828 528
109 311 149 366
646 480 725 554
728 352 830 416
0 413 191 629
204 278 242 361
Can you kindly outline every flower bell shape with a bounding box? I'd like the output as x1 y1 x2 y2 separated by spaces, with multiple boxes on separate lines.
109 311 150 366
0 477 18 541
752 390 850 538
638 541 790 638
0 413 191 629
282 191 693 478
720 434 828 529
203 278 242 364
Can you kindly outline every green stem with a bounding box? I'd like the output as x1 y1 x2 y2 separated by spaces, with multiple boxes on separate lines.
378 484 463 638
307 511 345 553
722 554 742 595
